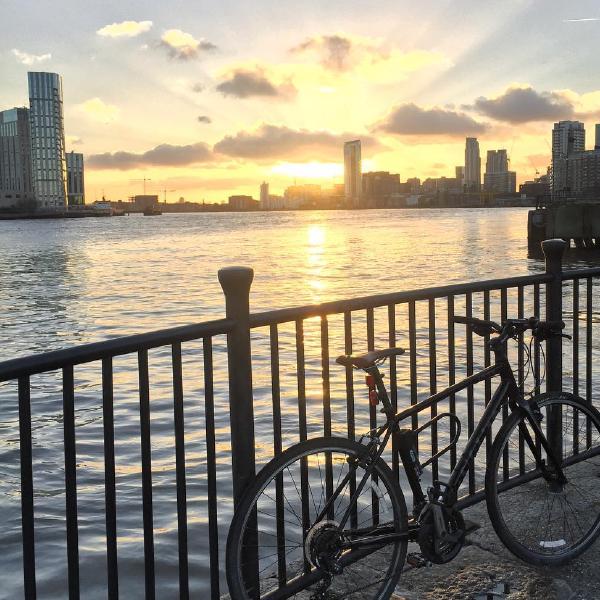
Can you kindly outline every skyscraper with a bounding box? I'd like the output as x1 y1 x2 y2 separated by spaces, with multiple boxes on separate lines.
344 140 362 207
28 72 68 209
485 149 508 174
66 151 85 206
464 138 481 192
552 121 585 195
595 124 600 150
0 107 34 207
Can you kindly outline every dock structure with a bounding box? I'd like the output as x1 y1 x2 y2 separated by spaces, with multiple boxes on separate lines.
528 202 600 252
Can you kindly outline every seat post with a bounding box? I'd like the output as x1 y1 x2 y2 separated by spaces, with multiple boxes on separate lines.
365 364 395 417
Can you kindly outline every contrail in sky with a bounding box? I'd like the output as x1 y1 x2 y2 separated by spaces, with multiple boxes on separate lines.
563 17 600 22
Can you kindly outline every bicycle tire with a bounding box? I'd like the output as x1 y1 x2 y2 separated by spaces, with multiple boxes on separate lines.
226 436 408 600
485 392 600 566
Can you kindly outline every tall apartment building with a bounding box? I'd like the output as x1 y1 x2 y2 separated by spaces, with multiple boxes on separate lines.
344 140 362 207
484 149 516 194
596 124 600 150
569 149 600 197
28 72 68 209
552 120 585 195
455 166 464 190
464 138 481 192
362 171 400 199
66 151 84 205
0 107 34 207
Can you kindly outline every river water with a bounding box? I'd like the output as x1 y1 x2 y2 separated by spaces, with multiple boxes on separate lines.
0 209 598 598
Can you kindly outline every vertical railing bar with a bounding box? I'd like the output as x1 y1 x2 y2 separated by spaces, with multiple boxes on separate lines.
586 278 593 448
465 293 475 494
319 319 334 523
572 280 579 455
138 349 155 599
269 324 286 584
483 290 492 460
172 342 189 599
62 365 80 600
295 320 311 567
517 287 525 475
500 288 509 480
365 307 379 525
203 338 220 599
534 283 541 398
428 299 438 481
343 311 358 528
447 296 456 470
102 357 118 600
19 375 36 600
388 304 399 482
408 301 418 441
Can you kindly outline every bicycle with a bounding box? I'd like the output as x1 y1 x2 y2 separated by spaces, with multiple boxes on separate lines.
226 316 600 599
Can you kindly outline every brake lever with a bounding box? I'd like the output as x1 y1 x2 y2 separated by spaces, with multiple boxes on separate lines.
561 333 572 340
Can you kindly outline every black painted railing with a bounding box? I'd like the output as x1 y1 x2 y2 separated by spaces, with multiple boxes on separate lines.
0 239 599 599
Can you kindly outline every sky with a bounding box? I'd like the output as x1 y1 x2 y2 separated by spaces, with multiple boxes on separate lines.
1 0 600 202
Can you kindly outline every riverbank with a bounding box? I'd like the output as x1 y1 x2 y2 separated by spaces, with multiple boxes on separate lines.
0 209 111 219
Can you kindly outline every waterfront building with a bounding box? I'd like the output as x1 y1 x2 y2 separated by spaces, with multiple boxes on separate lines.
134 194 159 209
552 121 585 195
484 149 516 194
464 138 481 192
284 184 321 208
596 124 600 150
344 140 362 207
66 151 84 206
405 177 421 193
362 171 401 199
228 194 258 210
455 166 464 190
259 181 269 208
0 107 34 208
520 173 550 199
569 149 600 197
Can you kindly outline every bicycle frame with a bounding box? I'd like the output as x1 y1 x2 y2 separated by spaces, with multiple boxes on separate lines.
333 343 568 547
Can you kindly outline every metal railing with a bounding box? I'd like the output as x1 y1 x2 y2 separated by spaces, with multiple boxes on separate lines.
0 239 598 599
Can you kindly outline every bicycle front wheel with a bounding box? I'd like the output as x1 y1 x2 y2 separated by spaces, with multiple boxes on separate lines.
486 392 600 566
226 436 408 600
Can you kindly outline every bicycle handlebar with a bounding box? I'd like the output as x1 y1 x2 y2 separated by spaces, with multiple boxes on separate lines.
453 316 570 342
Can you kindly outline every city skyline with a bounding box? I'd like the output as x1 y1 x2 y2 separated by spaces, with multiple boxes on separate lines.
2 1 600 201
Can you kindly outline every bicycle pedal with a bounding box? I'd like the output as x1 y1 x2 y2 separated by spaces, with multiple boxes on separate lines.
406 552 429 568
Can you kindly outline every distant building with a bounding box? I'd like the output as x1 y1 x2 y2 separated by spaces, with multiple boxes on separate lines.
520 173 550 199
405 177 421 193
228 194 258 210
0 107 34 208
344 140 361 206
422 177 460 193
569 149 600 197
455 166 464 190
484 149 515 193
464 138 481 191
552 120 585 195
362 171 401 201
134 194 159 209
284 184 321 208
596 124 600 150
28 72 68 209
66 151 84 206
259 181 269 206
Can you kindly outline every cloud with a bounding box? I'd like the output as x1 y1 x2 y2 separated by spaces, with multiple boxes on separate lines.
214 124 384 161
197 115 211 123
472 86 574 123
290 34 447 79
292 35 353 71
374 103 486 137
66 135 83 146
160 29 216 60
192 82 204 92
12 49 51 65
79 98 119 123
87 142 215 170
97 20 153 38
216 68 296 99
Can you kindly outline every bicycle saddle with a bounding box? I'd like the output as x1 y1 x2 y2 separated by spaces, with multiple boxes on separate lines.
336 348 405 369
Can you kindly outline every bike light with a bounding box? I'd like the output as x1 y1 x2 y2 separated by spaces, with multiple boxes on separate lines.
369 389 379 405
365 374 375 388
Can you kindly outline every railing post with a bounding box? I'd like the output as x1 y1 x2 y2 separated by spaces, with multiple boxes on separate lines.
541 238 566 472
218 267 256 506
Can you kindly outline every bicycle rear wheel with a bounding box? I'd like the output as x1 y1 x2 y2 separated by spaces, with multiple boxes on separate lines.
226 436 408 600
486 392 600 566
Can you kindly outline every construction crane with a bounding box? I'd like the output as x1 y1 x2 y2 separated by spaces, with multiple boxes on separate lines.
159 189 177 204
130 178 152 195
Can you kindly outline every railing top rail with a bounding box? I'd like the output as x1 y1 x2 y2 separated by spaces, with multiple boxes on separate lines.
562 267 600 280
0 318 234 382
249 272 553 328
